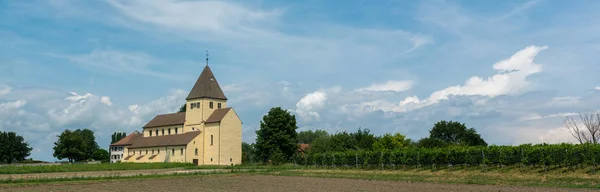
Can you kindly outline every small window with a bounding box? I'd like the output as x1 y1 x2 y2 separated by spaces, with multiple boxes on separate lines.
155 130 158 136
195 148 198 155
196 102 200 108
158 149 160 154
149 131 153 137
209 102 213 109
168 128 171 135
162 129 164 135
230 158 232 162
172 148 175 156
180 148 183 155
139 151 141 155
175 128 178 134
210 135 213 146
152 149 155 154
218 103 221 109
192 127 195 131
211 158 213 162
145 150 148 154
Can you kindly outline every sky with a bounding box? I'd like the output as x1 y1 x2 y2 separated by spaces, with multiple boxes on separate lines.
1 0 600 162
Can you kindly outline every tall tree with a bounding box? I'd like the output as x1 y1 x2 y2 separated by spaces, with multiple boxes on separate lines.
255 107 298 163
373 133 410 151
178 104 186 112
565 112 600 144
242 142 256 164
429 120 487 146
53 129 100 162
297 129 328 144
351 128 377 150
0 131 33 164
111 132 127 144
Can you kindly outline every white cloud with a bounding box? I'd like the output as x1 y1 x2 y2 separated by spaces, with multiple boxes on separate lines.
357 80 413 92
100 96 113 106
595 86 600 91
0 100 27 111
65 92 92 102
295 91 328 121
522 112 578 121
350 45 547 114
0 85 11 97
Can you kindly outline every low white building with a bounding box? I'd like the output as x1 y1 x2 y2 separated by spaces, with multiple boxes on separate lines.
109 131 140 163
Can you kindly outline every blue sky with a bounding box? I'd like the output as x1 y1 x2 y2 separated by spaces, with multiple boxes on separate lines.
1 0 600 162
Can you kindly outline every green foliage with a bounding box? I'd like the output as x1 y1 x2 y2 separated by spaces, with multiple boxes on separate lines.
255 107 298 163
417 137 448 148
429 120 487 146
0 162 195 174
92 149 110 163
297 129 328 144
0 131 33 164
178 104 186 112
297 143 600 169
269 148 286 166
242 142 257 164
351 128 377 151
373 133 410 151
111 132 127 144
53 129 100 162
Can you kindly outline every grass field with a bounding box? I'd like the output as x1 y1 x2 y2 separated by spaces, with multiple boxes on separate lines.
0 162 196 174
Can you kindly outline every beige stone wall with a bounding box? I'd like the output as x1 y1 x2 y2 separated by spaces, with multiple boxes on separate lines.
203 123 220 165
218 109 242 165
185 136 203 164
184 98 227 133
143 125 184 137
122 146 189 163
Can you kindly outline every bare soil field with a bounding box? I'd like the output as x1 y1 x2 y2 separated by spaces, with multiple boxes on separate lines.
1 174 596 192
0 168 230 180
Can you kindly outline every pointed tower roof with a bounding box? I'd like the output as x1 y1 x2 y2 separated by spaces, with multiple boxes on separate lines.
186 65 227 100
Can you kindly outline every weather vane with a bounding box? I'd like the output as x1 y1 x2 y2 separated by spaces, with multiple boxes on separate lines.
205 50 209 66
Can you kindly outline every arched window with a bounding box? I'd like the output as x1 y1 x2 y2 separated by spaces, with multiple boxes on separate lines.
175 128 178 134
180 148 183 155
168 128 171 135
195 148 198 155
152 149 154 154
155 130 158 136
210 135 213 146
172 148 175 156
149 131 152 137
162 129 165 135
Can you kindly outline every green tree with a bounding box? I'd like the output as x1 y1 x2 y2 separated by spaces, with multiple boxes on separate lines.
297 129 328 144
307 135 332 154
111 132 127 144
178 104 186 112
53 129 100 162
373 133 410 151
429 120 487 146
351 128 377 150
417 137 448 148
0 131 33 164
255 107 298 163
242 142 256 164
92 149 109 162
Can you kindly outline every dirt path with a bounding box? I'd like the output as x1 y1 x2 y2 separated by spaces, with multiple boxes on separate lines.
0 168 230 180
1 175 595 192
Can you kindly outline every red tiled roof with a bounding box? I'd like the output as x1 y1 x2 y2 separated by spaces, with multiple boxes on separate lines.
298 144 310 152
110 131 142 146
127 131 201 149
143 112 186 128
205 108 231 124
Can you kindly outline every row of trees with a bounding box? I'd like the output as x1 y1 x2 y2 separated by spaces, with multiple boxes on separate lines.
244 107 488 165
0 131 32 164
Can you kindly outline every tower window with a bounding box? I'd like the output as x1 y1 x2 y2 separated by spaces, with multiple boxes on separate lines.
175 128 178 134
180 148 183 155
190 103 194 109
162 129 164 135
149 131 152 136
209 102 213 109
217 103 221 109
155 130 158 136
210 135 213 146
196 102 200 108
168 128 171 135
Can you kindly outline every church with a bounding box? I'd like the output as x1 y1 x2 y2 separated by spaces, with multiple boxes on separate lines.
110 61 242 165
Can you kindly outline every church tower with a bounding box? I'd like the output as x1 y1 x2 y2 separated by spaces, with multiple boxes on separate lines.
183 65 228 132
